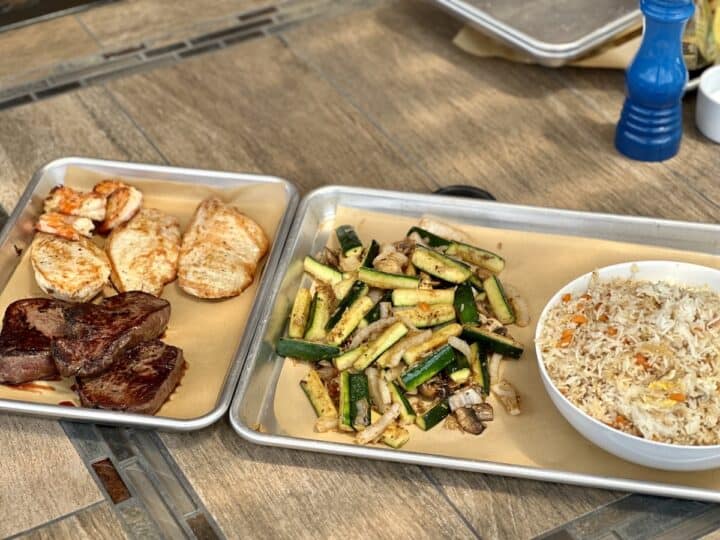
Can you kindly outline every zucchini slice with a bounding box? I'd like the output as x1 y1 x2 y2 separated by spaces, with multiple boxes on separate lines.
468 274 485 292
381 423 410 448
400 345 456 391
336 225 363 258
388 382 416 424
468 342 488 394
411 245 472 284
391 288 455 307
276 338 340 361
483 275 515 324
461 325 523 359
349 373 371 430
416 400 450 431
304 287 332 341
358 267 420 289
326 296 375 346
393 303 456 329
449 368 471 383
333 345 368 371
300 369 337 419
288 287 312 338
444 347 470 375
362 239 380 268
333 276 356 300
303 256 343 285
402 323 462 364
454 282 479 324
406 226 450 248
338 371 353 432
445 242 505 273
365 290 393 324
326 281 368 331
353 321 408 370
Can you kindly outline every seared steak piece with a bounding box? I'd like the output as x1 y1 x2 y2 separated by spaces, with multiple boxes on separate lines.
77 340 184 415
52 291 170 377
0 298 69 384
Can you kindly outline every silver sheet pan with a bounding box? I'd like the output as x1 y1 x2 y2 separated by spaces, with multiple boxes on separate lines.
229 185 720 502
430 0 641 66
0 157 298 431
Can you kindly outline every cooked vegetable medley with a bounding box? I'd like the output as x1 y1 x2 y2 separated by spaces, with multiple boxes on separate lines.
277 218 527 448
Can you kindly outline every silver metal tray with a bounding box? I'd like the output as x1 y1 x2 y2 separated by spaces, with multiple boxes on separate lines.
431 0 641 66
229 185 720 502
0 157 298 431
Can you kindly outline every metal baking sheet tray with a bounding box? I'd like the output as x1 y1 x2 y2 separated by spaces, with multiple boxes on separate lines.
0 157 298 431
431 0 641 66
229 185 720 502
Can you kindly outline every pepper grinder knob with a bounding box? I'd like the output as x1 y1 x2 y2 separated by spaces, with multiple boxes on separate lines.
615 0 695 161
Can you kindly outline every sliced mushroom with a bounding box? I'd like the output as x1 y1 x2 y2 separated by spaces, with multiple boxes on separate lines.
454 407 485 435
473 402 494 422
418 378 450 400
316 247 340 268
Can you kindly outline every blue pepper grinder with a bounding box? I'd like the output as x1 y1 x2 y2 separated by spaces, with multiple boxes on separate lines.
615 0 695 161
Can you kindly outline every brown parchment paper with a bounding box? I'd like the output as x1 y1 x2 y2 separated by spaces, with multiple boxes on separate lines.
0 166 289 419
273 206 720 488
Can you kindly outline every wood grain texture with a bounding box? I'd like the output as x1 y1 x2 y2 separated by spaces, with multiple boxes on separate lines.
0 86 164 212
105 36 433 192
78 0 271 48
160 420 477 539
0 15 99 86
283 0 720 223
17 502 126 540
0 416 103 538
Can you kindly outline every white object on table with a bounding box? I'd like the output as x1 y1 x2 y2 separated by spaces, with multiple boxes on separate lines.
696 65 720 143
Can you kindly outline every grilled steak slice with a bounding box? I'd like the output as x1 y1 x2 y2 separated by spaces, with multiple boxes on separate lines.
77 340 184 415
0 298 69 384
52 291 170 377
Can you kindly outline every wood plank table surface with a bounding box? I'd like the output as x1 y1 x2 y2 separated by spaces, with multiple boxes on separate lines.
0 1 719 538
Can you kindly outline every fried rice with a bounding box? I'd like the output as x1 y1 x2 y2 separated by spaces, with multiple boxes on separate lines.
537 272 720 445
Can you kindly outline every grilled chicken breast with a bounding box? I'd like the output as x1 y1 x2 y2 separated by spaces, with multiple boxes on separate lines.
107 208 181 296
44 186 106 221
178 198 269 299
30 232 111 302
35 212 94 241
93 180 143 233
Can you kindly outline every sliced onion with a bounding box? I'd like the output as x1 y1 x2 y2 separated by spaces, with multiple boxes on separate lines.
348 317 397 349
448 387 483 411
379 302 392 320
339 253 362 272
418 217 470 243
491 380 520 415
379 379 392 407
386 330 431 367
368 288 384 303
502 283 530 327
383 365 404 381
489 352 503 381
448 336 472 362
314 416 337 433
366 367 386 413
356 403 400 445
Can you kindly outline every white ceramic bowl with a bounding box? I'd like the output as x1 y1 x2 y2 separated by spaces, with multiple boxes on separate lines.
535 260 720 471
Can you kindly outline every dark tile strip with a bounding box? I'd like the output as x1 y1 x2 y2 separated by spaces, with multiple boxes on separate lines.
92 458 131 504
238 5 277 20
534 494 717 540
144 42 188 59
0 94 33 110
103 44 147 60
189 18 272 45
179 42 222 59
223 30 265 47
34 81 82 99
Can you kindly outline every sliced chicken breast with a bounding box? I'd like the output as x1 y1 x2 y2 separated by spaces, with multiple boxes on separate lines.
44 186 106 221
107 208 181 296
93 180 143 233
30 232 111 302
35 212 94 241
178 198 269 299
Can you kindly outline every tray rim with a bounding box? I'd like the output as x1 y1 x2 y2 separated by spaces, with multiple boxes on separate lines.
229 184 720 503
430 0 642 66
0 156 299 431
